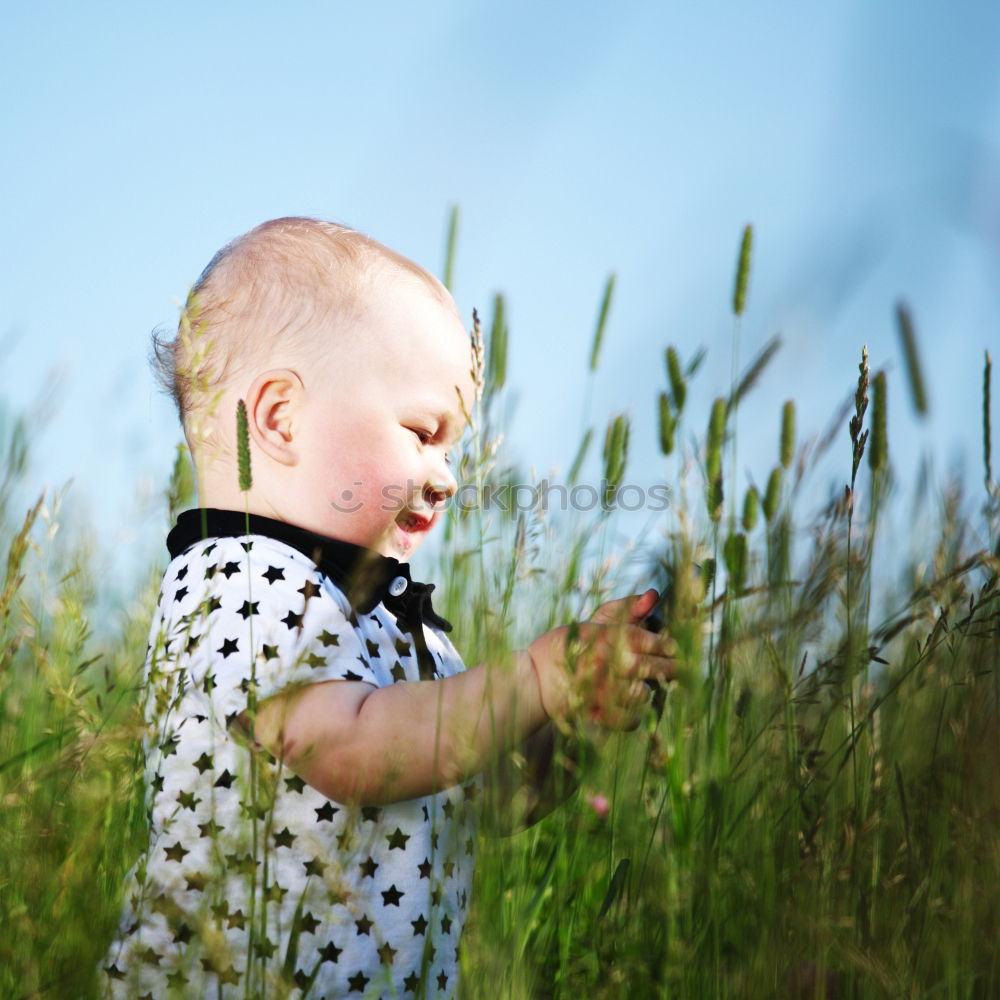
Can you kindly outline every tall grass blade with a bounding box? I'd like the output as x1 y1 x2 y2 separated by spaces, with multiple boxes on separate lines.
984 350 993 491
666 346 687 413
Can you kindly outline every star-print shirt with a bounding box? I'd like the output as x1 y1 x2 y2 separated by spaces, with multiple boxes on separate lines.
102 509 477 1000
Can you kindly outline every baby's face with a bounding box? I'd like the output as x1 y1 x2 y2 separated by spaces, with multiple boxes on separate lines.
290 274 475 559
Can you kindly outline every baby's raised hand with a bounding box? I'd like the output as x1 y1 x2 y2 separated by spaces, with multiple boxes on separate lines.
526 589 676 730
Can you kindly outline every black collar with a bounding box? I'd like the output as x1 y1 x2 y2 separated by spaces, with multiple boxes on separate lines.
167 508 451 633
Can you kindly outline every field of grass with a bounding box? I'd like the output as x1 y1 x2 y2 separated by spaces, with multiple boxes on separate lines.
1 230 997 998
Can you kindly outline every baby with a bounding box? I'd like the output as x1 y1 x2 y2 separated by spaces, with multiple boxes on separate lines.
102 218 674 999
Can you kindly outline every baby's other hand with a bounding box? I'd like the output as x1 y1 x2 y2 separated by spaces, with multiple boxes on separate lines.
526 589 676 730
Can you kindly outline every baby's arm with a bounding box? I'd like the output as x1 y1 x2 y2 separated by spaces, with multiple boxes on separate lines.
252 590 674 806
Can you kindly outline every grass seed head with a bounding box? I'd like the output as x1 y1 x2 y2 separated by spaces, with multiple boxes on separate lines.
658 392 676 456
487 293 508 391
589 273 616 372
780 400 795 469
723 531 748 593
666 346 687 413
236 399 252 493
896 301 928 417
869 370 888 472
763 466 783 522
742 485 759 533
732 224 753 317
984 350 993 491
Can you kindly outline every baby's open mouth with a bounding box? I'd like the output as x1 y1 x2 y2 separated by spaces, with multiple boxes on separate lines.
398 511 434 533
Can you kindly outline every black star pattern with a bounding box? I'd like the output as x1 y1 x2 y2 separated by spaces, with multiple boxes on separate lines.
163 841 189 863
386 827 410 850
240 540 253 552
185 872 208 892
255 936 277 959
347 971 370 993
318 941 342 963
264 882 288 904
303 857 326 877
381 883 404 907
217 965 241 985
284 773 306 794
203 542 216 557
217 637 239 658
315 801 338 822
274 827 296 848
113 536 476 994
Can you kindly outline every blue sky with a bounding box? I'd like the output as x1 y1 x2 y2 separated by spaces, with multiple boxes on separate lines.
3 1 999 581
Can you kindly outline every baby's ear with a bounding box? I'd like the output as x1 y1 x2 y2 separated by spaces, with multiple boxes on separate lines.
245 369 303 466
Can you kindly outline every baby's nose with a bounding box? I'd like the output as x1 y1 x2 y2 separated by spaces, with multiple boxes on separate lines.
424 466 457 508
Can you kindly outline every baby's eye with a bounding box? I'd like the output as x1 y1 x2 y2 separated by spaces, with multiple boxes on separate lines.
409 427 433 444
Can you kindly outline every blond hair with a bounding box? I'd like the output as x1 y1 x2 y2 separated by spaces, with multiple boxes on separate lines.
152 217 443 426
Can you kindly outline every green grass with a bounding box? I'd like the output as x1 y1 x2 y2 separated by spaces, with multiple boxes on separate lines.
1 235 998 999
